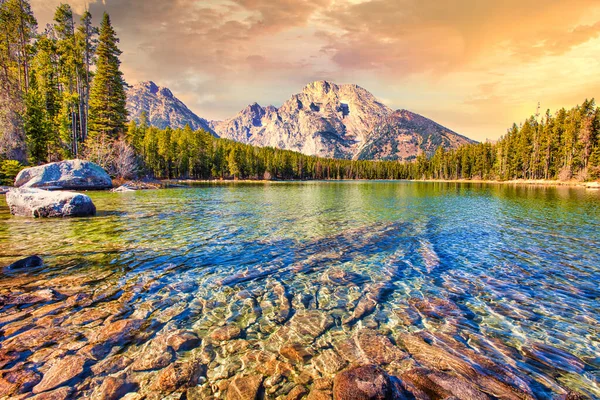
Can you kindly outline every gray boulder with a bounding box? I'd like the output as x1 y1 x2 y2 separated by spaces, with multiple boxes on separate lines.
6 188 96 218
14 160 112 190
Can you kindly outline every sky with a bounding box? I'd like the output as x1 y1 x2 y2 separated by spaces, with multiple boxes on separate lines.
30 0 600 142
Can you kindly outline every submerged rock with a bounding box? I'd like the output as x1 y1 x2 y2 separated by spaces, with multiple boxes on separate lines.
32 355 87 394
286 385 309 400
210 325 242 341
306 389 332 399
312 349 347 375
14 159 112 190
565 390 591 400
29 386 73 399
523 342 586 374
5 255 43 270
1 289 58 306
333 365 393 400
2 327 72 353
321 267 367 286
6 188 96 218
0 367 42 397
93 375 138 400
344 282 392 325
269 310 334 348
279 343 314 363
89 318 145 345
335 329 407 365
131 341 174 371
0 351 18 369
226 374 264 400
153 359 206 393
397 333 536 399
165 330 201 352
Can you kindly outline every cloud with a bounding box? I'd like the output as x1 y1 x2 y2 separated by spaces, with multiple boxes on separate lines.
320 0 600 73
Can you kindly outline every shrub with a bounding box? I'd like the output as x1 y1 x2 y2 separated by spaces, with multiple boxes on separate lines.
558 166 572 181
82 134 138 179
0 160 25 185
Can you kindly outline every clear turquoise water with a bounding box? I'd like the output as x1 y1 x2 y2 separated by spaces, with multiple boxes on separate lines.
1 181 599 397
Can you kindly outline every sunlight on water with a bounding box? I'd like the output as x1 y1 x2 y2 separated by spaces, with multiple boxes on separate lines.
0 182 599 399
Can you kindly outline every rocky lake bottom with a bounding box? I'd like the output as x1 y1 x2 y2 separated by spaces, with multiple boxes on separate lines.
0 182 599 399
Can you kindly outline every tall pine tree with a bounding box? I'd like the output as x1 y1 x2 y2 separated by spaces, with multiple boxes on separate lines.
77 10 98 142
0 0 37 162
87 12 127 141
54 3 84 157
23 73 49 164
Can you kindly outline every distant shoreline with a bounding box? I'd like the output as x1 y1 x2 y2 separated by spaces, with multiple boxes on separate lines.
2 179 597 195
412 179 600 188
164 178 600 189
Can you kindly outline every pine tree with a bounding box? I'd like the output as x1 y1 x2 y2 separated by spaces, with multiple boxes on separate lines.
0 0 37 162
76 10 98 142
126 110 147 153
228 146 241 179
88 12 127 140
23 74 50 163
53 3 84 157
30 29 61 159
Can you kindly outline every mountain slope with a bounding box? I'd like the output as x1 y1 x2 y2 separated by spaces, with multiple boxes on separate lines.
357 109 475 160
212 81 474 160
126 81 214 133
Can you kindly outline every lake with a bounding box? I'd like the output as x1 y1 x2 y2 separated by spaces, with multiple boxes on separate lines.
1 181 599 399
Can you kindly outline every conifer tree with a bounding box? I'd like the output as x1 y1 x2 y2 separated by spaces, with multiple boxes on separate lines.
88 12 127 140
228 146 241 179
0 0 37 162
77 10 98 141
23 74 50 163
30 29 61 159
54 3 84 157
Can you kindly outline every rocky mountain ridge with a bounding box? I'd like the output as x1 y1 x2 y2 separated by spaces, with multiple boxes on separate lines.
126 81 213 133
127 80 475 160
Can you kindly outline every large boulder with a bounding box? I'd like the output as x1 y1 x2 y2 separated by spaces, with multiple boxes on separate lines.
6 188 96 218
14 160 112 190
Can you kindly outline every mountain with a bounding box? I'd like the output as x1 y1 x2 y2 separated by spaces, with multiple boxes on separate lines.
210 81 393 159
211 81 475 160
126 80 475 160
126 81 214 133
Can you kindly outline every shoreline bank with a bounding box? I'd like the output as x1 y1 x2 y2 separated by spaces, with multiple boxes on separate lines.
412 178 600 188
2 179 598 195
164 178 600 189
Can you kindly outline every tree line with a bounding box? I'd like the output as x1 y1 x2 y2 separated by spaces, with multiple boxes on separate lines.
125 99 600 182
1 0 599 184
422 100 600 181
